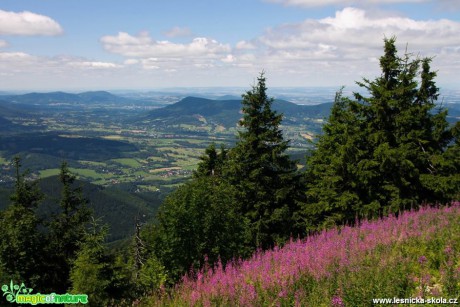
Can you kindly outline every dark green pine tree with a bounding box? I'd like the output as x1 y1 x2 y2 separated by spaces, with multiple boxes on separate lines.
304 89 366 229
0 157 45 288
193 143 228 178
70 219 112 307
225 73 303 249
70 217 135 305
45 162 92 292
305 37 459 229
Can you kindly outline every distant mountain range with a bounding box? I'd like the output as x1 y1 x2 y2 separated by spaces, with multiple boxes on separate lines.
0 91 459 129
0 91 137 105
144 96 334 128
0 116 12 128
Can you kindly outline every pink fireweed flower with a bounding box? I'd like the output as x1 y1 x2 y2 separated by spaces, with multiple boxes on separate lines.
444 246 452 255
170 203 460 305
332 295 345 307
418 255 427 265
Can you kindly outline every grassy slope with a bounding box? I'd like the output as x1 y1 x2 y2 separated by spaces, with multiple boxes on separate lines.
147 203 460 306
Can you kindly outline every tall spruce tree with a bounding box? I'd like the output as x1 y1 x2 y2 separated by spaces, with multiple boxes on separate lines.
303 89 365 228
305 37 459 229
0 157 45 288
45 162 92 292
70 219 112 306
225 73 303 249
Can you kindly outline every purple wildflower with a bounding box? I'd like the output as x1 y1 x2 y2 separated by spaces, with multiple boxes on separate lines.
418 255 427 265
332 295 345 307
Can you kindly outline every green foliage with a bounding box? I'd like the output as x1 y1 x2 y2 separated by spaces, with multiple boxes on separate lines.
70 219 111 306
9 156 44 210
69 225 135 305
0 157 46 289
44 162 92 292
149 205 460 306
305 37 460 229
136 256 167 295
147 177 250 283
225 73 304 249
193 143 227 178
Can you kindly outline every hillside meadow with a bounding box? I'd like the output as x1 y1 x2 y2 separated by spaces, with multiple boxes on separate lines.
145 202 460 306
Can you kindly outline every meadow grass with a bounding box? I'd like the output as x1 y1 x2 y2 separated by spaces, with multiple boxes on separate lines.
0 156 7 165
146 203 460 306
39 168 61 178
111 158 142 168
69 168 112 181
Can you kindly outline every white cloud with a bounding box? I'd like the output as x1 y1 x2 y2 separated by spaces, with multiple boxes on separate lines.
224 7 460 86
0 10 63 36
164 26 193 38
140 58 160 70
236 40 257 50
0 52 135 89
0 51 36 62
100 32 231 58
266 0 460 10
124 59 140 65
221 54 236 63
0 40 7 48
258 7 460 51
0 52 122 74
68 61 122 69
3 6 459 89
266 0 428 7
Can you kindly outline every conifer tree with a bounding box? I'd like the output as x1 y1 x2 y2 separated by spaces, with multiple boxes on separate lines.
225 73 303 249
193 143 227 178
305 37 459 229
0 157 45 288
70 219 112 306
45 162 91 292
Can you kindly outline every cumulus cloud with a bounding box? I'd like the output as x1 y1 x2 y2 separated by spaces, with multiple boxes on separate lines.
100 32 231 58
0 10 63 36
267 0 460 10
3 6 459 89
266 0 428 7
222 7 460 86
164 26 193 38
259 7 460 52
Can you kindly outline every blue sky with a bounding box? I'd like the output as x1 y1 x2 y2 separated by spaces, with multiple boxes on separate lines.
0 0 459 90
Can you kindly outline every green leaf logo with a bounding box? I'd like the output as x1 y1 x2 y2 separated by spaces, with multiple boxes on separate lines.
2 280 33 303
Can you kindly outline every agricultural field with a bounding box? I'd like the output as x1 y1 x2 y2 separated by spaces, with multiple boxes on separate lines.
0 92 325 194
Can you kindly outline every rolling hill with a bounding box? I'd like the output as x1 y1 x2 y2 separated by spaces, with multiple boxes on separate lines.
0 132 138 163
0 176 162 242
0 91 139 106
144 96 333 128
